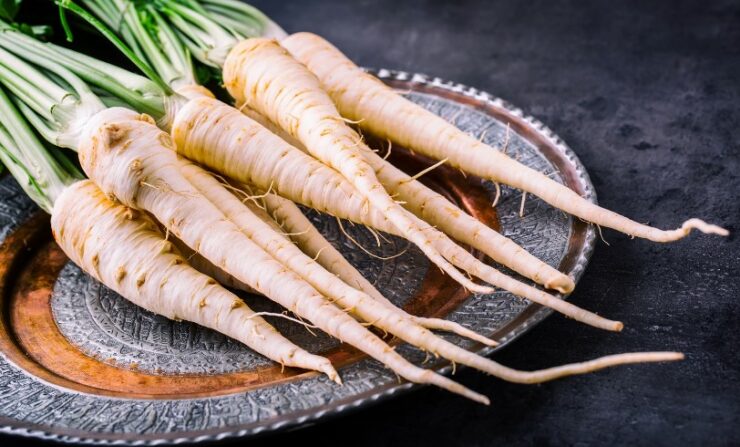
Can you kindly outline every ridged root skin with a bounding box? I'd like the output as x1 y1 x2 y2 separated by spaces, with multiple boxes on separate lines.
180 162 504 372
179 166 647 386
233 105 619 331
281 32 728 243
77 108 486 403
405 211 623 332
222 37 492 294
257 188 499 346
51 180 336 379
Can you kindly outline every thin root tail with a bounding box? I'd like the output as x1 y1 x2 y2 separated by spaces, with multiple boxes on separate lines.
414 316 499 347
544 275 576 294
323 364 343 385
675 218 729 239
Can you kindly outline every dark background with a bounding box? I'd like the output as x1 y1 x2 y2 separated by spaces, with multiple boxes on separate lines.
4 0 739 446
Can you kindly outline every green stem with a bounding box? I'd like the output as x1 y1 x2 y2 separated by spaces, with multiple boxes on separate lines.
149 0 286 69
82 0 149 62
119 1 185 87
148 5 197 87
156 0 238 67
13 99 67 147
201 0 286 38
0 22 110 149
0 46 69 122
0 23 167 119
56 0 174 96
0 86 81 213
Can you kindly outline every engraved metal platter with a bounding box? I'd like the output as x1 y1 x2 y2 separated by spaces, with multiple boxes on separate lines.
0 70 597 445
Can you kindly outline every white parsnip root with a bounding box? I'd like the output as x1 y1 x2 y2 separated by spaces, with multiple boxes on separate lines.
241 104 575 294
235 103 619 330
209 39 619 329
171 94 619 331
236 106 619 330
281 32 728 242
180 162 508 366
167 163 668 387
167 233 258 294
76 106 489 404
256 189 499 346
222 38 493 294
1 7 693 406
51 180 337 380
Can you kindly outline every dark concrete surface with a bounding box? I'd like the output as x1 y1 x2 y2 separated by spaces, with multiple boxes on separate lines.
4 0 739 446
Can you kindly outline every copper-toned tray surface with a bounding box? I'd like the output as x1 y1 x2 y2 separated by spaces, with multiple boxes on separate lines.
0 70 596 445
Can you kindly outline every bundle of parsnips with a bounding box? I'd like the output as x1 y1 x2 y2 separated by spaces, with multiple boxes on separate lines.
0 0 725 402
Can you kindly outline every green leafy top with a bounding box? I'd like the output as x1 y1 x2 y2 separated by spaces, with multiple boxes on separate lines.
56 0 174 95
0 84 82 212
0 17 171 148
76 0 285 76
0 0 21 21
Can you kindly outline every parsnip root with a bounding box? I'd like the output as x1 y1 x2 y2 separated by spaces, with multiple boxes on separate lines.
227 103 620 331
281 32 728 242
172 94 619 331
52 180 337 380
257 189 499 346
239 101 575 294
76 106 488 403
223 38 491 293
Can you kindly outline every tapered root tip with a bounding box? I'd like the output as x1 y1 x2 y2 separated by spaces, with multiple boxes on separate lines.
456 387 490 405
654 352 685 362
599 351 684 368
481 338 500 347
682 219 729 237
322 364 343 385
546 276 575 295
475 394 491 406
414 317 499 346
497 351 685 385
653 218 730 242
430 373 489 404
565 309 623 333
468 283 496 295
459 331 499 347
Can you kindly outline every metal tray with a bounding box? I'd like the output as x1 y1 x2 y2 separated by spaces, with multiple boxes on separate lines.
0 70 597 445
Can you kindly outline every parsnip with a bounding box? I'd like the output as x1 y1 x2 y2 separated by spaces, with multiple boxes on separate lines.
178 162 672 385
173 97 618 331
52 180 337 379
64 1 620 330
76 107 488 403
282 32 728 242
0 79 335 378
0 20 492 403
258 190 500 346
222 37 487 293
240 104 574 294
